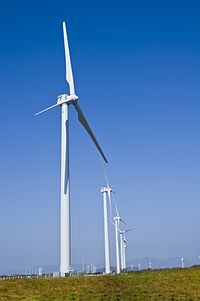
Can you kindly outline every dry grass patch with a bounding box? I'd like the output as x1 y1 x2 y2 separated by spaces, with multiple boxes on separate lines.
0 267 200 300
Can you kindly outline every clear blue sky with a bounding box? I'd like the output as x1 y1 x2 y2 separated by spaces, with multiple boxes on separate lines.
0 0 200 274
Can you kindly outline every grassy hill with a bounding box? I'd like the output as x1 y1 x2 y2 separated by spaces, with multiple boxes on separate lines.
0 267 200 300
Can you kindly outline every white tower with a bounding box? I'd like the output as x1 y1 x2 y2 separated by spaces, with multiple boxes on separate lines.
101 187 111 274
149 262 152 269
60 100 70 276
38 266 43 276
114 216 121 274
122 233 127 270
181 257 184 268
119 231 124 270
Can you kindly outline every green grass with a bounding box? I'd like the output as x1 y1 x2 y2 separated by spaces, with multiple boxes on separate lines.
0 267 200 300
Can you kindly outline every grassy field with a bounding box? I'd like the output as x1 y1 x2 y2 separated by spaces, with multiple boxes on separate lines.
0 267 200 301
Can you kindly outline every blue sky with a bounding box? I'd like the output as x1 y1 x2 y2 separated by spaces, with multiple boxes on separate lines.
0 0 200 274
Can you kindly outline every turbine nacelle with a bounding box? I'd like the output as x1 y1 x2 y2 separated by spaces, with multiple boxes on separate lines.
101 187 111 193
57 94 79 105
113 216 121 222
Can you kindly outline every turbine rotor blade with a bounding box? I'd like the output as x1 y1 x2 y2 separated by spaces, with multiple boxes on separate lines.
34 103 59 116
113 196 120 218
101 159 109 187
109 218 121 233
120 218 126 225
108 218 115 227
73 101 108 163
124 228 134 233
63 22 75 95
118 227 122 234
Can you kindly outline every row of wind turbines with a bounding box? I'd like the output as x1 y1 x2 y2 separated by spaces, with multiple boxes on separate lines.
35 22 131 276
101 173 133 274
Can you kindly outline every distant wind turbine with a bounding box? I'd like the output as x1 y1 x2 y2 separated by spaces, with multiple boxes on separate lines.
181 257 184 268
35 22 107 276
109 192 133 273
113 215 121 274
101 164 116 275
112 198 125 274
149 262 152 269
119 228 133 270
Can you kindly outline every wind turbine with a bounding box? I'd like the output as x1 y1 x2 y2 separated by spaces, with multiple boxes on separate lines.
181 257 184 269
119 228 133 270
100 164 115 274
111 209 131 273
109 193 128 274
112 198 125 274
122 232 127 270
113 216 120 274
35 22 108 277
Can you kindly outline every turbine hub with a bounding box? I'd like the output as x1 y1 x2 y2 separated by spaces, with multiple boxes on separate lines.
101 187 110 193
57 94 78 105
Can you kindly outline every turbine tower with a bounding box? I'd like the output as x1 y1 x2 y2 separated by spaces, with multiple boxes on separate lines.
113 216 121 274
100 165 114 275
122 232 127 270
35 22 107 276
181 257 184 269
101 187 111 274
119 229 125 270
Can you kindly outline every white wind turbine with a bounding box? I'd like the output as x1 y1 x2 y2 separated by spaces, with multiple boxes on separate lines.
35 22 108 277
101 169 113 274
119 228 133 271
101 186 111 274
111 195 131 272
149 261 152 269
109 195 127 274
101 164 121 275
122 231 127 270
112 199 125 274
181 257 184 268
113 215 121 274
